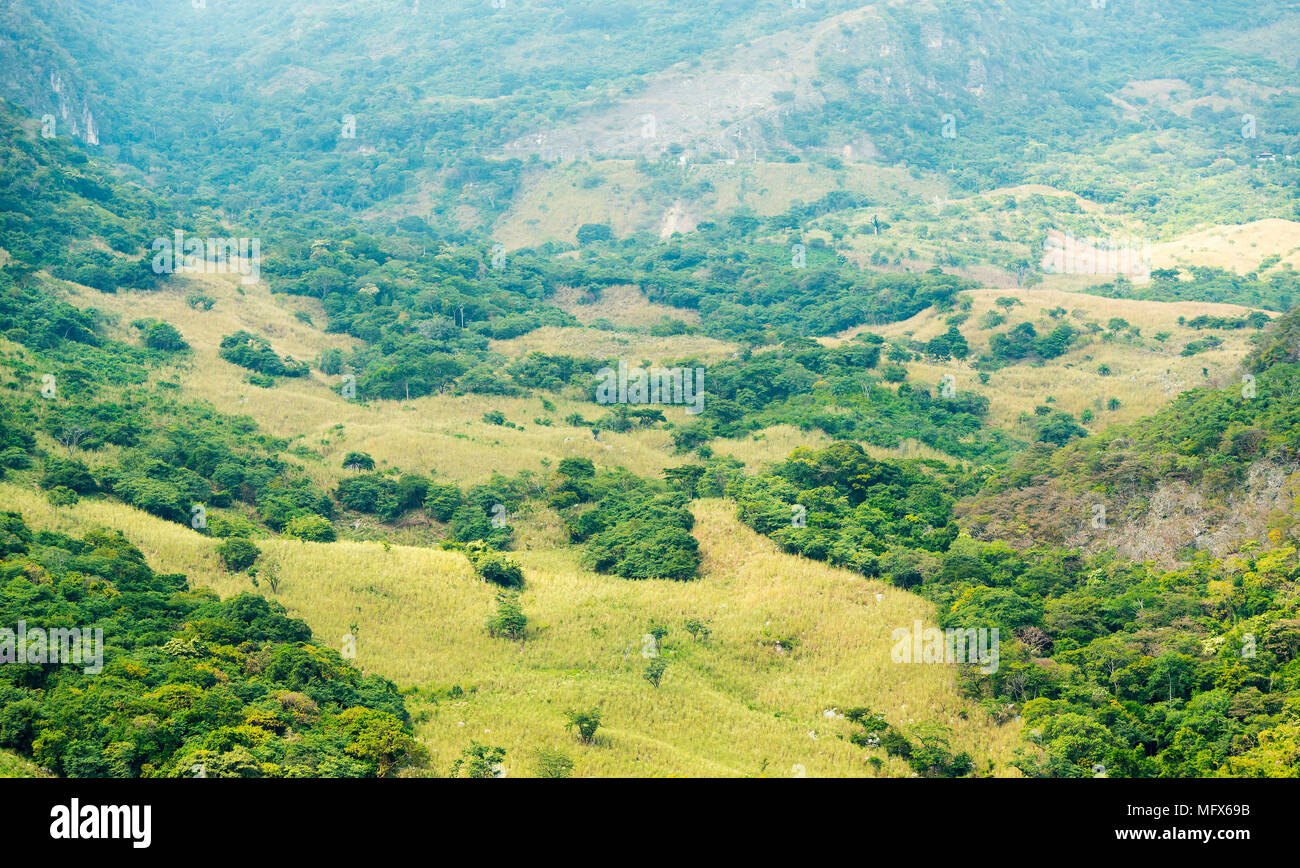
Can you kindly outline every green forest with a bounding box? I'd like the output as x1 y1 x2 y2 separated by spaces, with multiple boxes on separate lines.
0 0 1298 788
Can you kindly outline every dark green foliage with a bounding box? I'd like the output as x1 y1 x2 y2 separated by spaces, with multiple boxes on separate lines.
473 552 525 589
141 321 188 352
987 322 1076 365
576 223 613 244
565 707 602 744
0 516 421 777
1092 268 1297 312
341 452 375 471
486 591 526 640
284 515 336 542
424 483 463 521
216 537 260 572
569 473 700 581
1034 411 1088 446
449 742 506 778
40 458 97 494
643 657 667 688
218 331 309 378
734 442 960 576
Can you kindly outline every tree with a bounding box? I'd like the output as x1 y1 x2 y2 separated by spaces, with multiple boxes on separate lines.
285 514 336 542
54 424 90 455
684 618 712 643
565 708 602 744
337 707 428 777
342 451 375 471
424 482 462 520
1035 412 1087 446
216 537 260 571
40 457 96 493
144 321 188 352
474 552 524 588
449 742 506 778
576 223 613 244
251 557 282 594
534 748 574 778
487 591 526 640
46 486 79 507
643 656 667 688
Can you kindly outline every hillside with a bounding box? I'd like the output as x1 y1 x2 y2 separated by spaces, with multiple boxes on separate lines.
959 308 1300 565
0 0 1298 789
0 481 1022 776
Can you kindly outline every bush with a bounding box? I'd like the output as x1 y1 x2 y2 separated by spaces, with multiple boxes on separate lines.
576 223 613 244
342 452 375 471
144 321 188 351
217 537 261 572
424 483 462 521
449 742 506 778
474 552 525 588
0 447 30 470
487 591 526 640
566 708 602 744
643 657 667 688
208 513 259 538
46 486 79 507
285 514 336 542
534 748 574 778
218 331 309 378
40 457 97 494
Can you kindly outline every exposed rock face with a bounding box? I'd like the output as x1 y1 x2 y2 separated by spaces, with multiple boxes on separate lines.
960 459 1300 567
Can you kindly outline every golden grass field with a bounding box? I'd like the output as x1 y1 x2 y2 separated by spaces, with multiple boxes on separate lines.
34 253 1276 777
0 482 1023 777
825 287 1271 430
1150 218 1300 274
53 272 908 492
490 324 733 361
550 284 704 328
54 260 1273 460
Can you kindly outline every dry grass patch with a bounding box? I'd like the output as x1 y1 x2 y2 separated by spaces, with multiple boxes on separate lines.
490 325 736 363
4 484 1022 777
551 284 701 328
825 288 1269 429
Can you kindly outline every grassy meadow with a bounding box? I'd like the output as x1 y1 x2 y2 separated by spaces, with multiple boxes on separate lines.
0 481 1023 777
827 287 1271 429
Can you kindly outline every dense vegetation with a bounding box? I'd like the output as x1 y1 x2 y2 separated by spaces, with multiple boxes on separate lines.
2 0 1300 781
730 319 1300 777
0 513 422 777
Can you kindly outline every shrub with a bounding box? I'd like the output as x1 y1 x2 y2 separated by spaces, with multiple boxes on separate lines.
216 537 260 572
576 223 613 244
40 458 97 494
565 708 602 744
449 742 506 778
684 618 712 643
474 552 525 588
144 321 188 352
487 591 526 640
46 486 79 507
643 657 667 688
424 483 462 521
218 331 309 378
209 513 259 538
285 514 336 542
342 452 375 471
0 447 30 469
534 749 574 778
